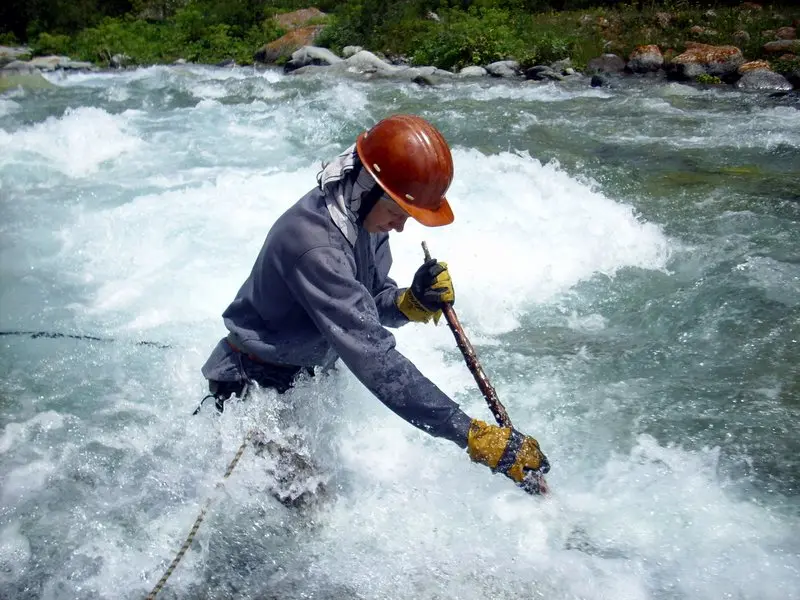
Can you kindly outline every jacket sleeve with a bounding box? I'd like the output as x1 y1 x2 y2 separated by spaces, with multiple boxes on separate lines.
371 233 409 329
282 245 471 448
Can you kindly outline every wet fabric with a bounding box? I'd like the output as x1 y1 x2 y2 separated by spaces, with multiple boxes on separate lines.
202 184 472 448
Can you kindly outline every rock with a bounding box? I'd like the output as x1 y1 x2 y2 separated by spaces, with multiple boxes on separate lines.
2 60 37 75
406 65 454 78
272 8 326 30
62 60 94 71
738 60 771 74
385 54 410 66
525 65 563 81
740 2 762 11
110 53 130 69
786 69 800 89
426 11 440 22
591 74 608 87
732 30 751 46
284 45 341 73
0 46 31 67
484 60 520 78
550 58 572 74
342 46 362 58
735 70 793 90
27 55 68 71
458 65 487 77
776 27 797 40
764 40 800 54
0 70 56 93
627 45 664 73
344 50 397 74
216 58 236 68
667 43 744 80
412 74 435 86
254 26 325 64
586 53 625 74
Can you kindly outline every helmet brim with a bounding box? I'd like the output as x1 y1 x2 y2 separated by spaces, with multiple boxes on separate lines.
391 192 454 227
356 131 455 228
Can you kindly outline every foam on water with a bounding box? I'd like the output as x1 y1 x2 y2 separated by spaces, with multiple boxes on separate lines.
0 106 143 177
0 98 20 118
1 65 799 600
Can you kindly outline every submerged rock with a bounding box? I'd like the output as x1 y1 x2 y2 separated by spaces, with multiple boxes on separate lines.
0 71 56 93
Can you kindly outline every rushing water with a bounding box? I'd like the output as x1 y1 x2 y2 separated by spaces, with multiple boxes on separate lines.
1 65 799 600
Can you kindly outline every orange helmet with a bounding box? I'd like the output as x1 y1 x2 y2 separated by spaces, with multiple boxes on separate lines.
356 114 454 227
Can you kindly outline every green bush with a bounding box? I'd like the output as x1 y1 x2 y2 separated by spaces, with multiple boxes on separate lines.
0 32 20 45
32 32 74 56
772 56 800 76
696 73 722 84
410 8 524 70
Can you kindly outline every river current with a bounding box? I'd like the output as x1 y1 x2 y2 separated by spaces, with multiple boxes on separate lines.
1 66 799 599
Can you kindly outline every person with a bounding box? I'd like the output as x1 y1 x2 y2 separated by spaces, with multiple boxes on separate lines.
200 114 550 492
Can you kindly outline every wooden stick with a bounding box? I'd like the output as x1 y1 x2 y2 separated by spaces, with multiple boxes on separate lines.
422 242 512 428
422 241 549 495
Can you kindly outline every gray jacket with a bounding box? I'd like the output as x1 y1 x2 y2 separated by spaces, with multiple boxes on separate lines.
202 186 471 448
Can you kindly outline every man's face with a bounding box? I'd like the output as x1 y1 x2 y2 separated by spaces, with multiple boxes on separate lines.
363 195 410 233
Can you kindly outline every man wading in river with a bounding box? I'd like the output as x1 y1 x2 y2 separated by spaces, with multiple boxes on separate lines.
201 114 550 492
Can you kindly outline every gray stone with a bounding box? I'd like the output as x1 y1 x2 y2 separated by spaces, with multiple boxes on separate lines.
110 54 130 69
344 50 397 74
458 66 487 77
0 70 56 92
1 60 37 75
28 55 68 71
735 70 794 91
587 54 625 74
285 45 342 73
550 58 572 74
342 46 362 58
0 46 31 67
485 60 520 78
627 50 664 73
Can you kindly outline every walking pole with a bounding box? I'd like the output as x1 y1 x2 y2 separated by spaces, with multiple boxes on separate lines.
422 242 549 495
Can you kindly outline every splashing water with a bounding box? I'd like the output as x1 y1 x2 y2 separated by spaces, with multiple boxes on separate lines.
1 67 799 600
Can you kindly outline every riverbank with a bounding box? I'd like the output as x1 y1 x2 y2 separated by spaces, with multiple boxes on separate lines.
2 3 799 93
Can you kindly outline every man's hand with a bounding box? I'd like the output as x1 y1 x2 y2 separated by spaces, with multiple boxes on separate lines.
467 419 550 490
396 258 454 323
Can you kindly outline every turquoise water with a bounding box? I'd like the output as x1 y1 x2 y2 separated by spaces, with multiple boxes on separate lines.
1 66 799 599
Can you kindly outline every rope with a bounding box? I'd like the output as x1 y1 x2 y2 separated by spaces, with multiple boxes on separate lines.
146 429 256 600
0 330 172 349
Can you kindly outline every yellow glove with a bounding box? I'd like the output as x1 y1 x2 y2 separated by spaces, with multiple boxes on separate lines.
467 419 550 485
396 258 454 324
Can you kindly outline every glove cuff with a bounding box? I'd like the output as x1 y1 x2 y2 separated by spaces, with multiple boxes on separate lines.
467 419 547 483
396 289 435 323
